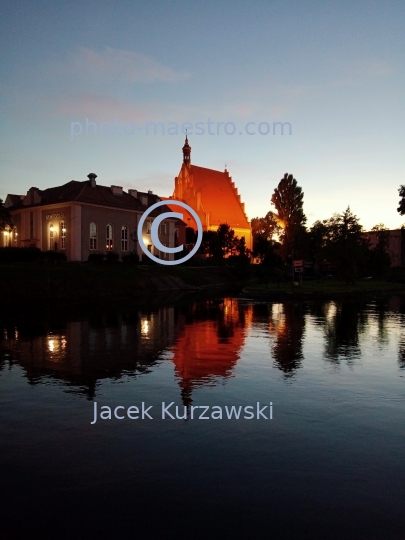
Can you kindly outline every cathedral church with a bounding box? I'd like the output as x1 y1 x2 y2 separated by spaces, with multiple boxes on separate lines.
168 137 252 250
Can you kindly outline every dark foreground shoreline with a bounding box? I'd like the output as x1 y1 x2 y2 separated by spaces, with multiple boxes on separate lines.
1 262 405 310
0 262 245 306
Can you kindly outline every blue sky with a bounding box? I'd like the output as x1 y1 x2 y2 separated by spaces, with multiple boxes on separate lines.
1 0 404 229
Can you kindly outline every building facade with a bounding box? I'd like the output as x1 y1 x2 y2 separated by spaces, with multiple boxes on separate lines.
170 138 252 250
4 173 181 262
364 228 405 267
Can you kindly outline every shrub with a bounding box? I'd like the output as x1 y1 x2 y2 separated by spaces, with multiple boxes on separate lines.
122 251 140 264
88 252 104 264
41 250 67 263
0 247 41 263
105 250 119 263
141 254 157 265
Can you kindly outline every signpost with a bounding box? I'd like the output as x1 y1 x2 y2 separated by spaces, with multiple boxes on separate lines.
293 260 304 285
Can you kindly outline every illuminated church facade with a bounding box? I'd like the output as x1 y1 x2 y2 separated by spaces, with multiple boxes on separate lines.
170 138 252 250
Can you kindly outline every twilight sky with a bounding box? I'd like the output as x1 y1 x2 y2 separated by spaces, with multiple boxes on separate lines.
1 0 404 230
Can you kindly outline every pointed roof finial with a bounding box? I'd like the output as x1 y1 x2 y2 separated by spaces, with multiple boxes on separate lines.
182 133 191 166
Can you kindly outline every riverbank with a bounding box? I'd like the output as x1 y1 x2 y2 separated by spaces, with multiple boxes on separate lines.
240 279 405 300
2 262 405 307
0 262 246 306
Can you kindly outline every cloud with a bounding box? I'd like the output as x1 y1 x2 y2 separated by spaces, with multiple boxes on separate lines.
50 93 196 123
59 46 191 84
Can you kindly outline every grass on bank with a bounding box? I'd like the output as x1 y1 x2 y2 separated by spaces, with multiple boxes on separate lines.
243 277 405 297
0 261 245 304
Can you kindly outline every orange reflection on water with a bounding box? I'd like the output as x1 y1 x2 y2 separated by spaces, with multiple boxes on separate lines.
171 299 252 404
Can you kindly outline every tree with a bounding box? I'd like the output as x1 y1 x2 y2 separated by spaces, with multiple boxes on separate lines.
251 211 281 265
217 223 236 257
308 219 331 263
251 211 281 241
369 223 391 279
200 224 251 260
324 207 368 283
397 185 405 215
271 173 307 261
0 199 13 232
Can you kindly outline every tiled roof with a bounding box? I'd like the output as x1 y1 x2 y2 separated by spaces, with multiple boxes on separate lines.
158 197 189 228
4 194 24 208
178 165 250 229
7 180 172 216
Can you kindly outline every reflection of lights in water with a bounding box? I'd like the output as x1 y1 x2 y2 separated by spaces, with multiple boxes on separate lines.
223 298 234 315
326 302 337 321
141 318 149 335
269 304 286 336
48 339 55 353
47 335 67 358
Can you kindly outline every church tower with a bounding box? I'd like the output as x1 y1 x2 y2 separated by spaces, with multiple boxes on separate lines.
182 135 191 167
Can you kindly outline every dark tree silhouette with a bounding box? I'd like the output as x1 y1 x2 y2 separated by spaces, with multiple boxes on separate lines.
200 223 250 259
309 207 368 282
251 211 280 240
0 199 13 232
271 173 306 261
397 185 405 215
369 223 391 279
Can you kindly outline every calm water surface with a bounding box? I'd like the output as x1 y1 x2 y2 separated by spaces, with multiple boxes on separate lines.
1 296 404 539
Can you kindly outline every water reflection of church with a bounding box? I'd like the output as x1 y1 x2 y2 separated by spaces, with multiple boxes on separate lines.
170 298 252 405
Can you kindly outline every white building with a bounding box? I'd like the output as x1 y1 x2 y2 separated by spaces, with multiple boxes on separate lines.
4 173 181 262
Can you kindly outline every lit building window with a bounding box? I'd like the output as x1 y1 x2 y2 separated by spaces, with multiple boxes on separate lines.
106 224 113 250
3 229 11 247
90 222 97 250
49 223 54 250
13 226 18 246
60 221 66 250
121 226 128 251
146 220 152 234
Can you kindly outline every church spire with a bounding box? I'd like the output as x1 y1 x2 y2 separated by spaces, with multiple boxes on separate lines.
182 132 191 167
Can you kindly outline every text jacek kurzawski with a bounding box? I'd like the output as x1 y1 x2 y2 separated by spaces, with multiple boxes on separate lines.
90 402 273 424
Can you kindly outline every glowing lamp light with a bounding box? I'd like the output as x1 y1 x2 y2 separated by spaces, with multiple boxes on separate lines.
49 224 54 231
62 227 66 233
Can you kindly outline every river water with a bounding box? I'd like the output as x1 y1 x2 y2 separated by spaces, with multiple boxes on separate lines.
1 295 404 539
